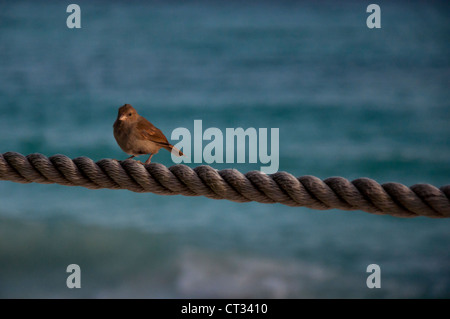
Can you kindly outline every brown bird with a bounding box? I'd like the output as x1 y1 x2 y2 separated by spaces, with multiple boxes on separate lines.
113 104 184 164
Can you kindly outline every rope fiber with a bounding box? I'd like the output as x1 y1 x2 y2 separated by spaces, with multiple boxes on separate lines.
0 152 449 218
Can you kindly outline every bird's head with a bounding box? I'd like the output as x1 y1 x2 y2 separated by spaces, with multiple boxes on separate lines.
117 104 139 123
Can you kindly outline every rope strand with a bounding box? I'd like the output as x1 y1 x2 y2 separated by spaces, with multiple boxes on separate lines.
0 152 449 218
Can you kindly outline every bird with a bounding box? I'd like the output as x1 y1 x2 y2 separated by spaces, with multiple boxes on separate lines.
113 104 184 164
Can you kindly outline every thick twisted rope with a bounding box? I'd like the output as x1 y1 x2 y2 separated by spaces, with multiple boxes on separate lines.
0 152 449 218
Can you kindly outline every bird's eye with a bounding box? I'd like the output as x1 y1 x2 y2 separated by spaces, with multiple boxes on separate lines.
128 113 132 116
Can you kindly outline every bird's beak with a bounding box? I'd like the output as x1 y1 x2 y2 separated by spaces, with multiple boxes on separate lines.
119 115 127 121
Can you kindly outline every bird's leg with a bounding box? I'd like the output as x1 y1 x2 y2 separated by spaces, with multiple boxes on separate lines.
127 155 135 160
144 154 153 165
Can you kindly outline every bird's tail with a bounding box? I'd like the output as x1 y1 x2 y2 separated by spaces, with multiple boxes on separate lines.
165 144 185 157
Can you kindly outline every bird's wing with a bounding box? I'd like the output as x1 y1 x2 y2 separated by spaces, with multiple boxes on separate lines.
137 118 171 146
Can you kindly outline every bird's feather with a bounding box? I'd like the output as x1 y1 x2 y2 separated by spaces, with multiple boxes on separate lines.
136 118 170 146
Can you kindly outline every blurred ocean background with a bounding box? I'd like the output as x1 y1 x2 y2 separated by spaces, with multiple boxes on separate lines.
0 0 449 298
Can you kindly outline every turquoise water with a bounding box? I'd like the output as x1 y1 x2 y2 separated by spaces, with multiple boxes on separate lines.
0 1 449 298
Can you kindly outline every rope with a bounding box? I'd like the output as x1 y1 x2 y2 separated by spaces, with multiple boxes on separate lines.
0 151 449 218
